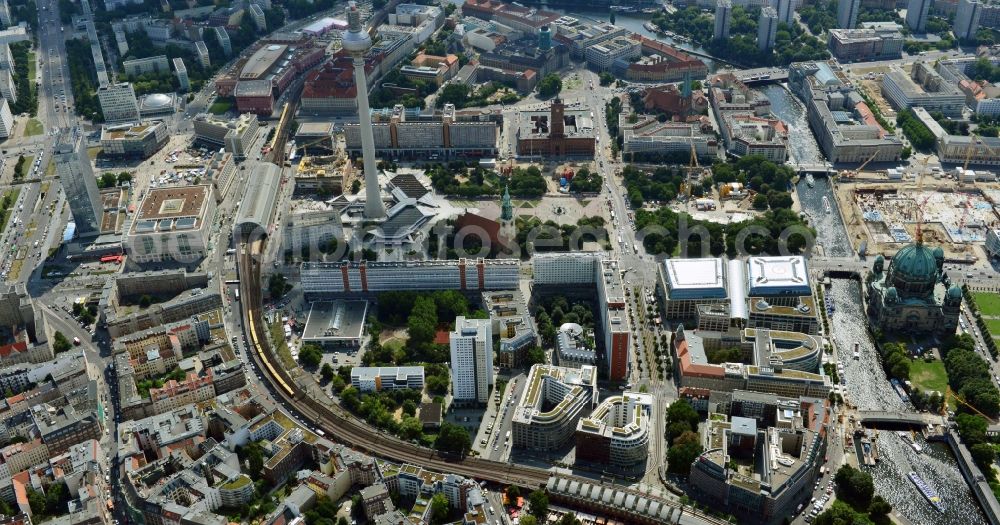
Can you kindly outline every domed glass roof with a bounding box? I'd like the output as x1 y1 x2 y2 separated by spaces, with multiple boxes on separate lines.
889 242 939 284
142 93 172 109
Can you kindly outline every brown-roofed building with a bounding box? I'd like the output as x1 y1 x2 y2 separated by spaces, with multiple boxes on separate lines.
419 402 442 430
125 185 217 264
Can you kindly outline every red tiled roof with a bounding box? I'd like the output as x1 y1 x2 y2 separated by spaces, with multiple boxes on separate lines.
0 341 28 359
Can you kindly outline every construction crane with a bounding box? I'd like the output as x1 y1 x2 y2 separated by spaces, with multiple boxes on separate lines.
963 132 979 172
943 387 997 423
840 150 879 179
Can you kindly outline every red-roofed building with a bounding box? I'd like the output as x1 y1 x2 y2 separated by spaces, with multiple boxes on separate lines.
300 55 381 116
618 36 708 82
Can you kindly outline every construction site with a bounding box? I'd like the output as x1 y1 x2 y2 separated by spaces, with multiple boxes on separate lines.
834 173 1000 262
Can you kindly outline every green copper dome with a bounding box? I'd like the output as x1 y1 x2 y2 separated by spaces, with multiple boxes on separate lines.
948 285 962 299
887 242 941 297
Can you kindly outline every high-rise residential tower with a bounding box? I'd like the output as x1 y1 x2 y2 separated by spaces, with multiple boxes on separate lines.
758 7 779 51
714 0 732 40
449 317 493 405
837 0 860 29
955 0 983 40
905 0 931 33
342 1 386 219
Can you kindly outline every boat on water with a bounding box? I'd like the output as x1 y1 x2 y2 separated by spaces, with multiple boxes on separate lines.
898 431 922 453
641 7 661 14
806 173 815 187
643 21 659 33
823 196 832 213
852 342 860 360
908 471 945 512
890 379 909 403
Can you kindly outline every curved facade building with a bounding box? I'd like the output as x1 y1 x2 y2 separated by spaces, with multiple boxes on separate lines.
512 365 597 451
576 392 652 468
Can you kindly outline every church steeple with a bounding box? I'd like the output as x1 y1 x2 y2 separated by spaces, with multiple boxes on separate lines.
501 185 513 222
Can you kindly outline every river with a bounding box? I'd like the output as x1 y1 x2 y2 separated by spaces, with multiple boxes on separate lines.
824 279 987 525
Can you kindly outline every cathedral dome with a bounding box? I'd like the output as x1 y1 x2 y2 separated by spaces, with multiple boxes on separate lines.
887 242 940 295
948 285 962 300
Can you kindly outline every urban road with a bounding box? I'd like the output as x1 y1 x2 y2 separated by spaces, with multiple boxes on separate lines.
236 246 726 522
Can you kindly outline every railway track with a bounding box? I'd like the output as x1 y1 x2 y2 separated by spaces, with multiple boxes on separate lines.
237 244 550 487
235 242 730 524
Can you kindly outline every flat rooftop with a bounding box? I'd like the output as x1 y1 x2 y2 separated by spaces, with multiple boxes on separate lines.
517 101 594 139
136 185 210 220
746 256 811 296
664 258 727 299
102 122 157 140
303 300 368 341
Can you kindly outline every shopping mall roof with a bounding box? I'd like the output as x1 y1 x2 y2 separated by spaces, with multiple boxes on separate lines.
241 44 288 79
746 256 811 297
663 258 727 300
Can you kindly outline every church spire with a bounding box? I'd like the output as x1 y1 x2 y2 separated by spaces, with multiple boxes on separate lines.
501 185 513 222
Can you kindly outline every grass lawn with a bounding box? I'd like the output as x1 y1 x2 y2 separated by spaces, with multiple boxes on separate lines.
269 321 298 370
27 51 35 97
209 98 234 114
909 359 948 393
17 155 32 179
45 159 55 177
0 188 18 232
985 319 1000 338
23 118 42 137
974 292 1000 318
87 147 102 160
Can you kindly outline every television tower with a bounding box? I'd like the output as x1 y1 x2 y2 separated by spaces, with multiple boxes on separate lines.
343 1 385 219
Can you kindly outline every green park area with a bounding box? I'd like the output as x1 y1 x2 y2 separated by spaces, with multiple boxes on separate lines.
209 97 234 114
985 319 1000 341
909 359 948 398
23 118 42 137
974 292 1000 317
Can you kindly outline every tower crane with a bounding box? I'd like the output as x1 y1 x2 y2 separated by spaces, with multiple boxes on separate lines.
943 387 997 424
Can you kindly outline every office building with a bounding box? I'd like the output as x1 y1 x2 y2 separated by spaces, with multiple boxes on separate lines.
122 55 169 77
575 391 652 468
173 57 189 91
837 0 860 28
99 120 169 159
125 185 216 264
955 0 983 40
214 26 232 56
715 0 732 39
881 61 965 117
788 61 903 163
483 290 536 369
534 254 631 381
300 259 520 294
97 82 140 124
55 134 103 236
350 367 425 392
986 229 1000 258
689 392 829 525
827 28 904 62
512 365 597 451
584 35 641 72
449 317 493 405
672 326 831 398
0 97 11 139
709 74 787 162
758 7 778 51
867 242 961 335
344 104 499 160
192 113 260 159
906 0 931 32
0 0 10 26
619 115 717 159
400 52 459 87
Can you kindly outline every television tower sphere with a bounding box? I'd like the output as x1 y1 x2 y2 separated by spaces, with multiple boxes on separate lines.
342 1 372 55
